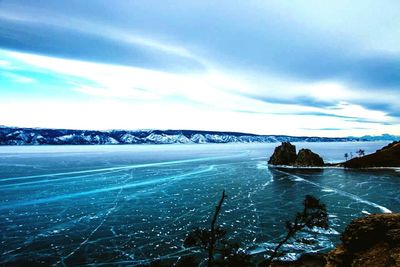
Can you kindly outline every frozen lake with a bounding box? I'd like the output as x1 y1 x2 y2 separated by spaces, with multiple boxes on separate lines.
0 142 399 265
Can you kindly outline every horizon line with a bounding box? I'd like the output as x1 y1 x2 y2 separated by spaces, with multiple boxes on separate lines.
1 125 398 139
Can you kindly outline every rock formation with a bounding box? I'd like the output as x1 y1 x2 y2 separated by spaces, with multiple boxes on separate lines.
270 213 400 267
344 141 400 168
268 142 297 165
294 149 324 167
268 142 324 167
326 213 400 267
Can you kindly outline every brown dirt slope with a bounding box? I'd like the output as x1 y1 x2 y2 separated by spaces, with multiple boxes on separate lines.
344 141 400 168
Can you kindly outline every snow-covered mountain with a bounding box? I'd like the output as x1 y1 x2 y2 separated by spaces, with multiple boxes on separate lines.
0 126 398 145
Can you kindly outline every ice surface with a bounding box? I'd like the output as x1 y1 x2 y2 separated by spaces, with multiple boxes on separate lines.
0 142 398 265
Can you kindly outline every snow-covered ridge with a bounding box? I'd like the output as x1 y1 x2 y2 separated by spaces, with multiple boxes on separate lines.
0 127 398 145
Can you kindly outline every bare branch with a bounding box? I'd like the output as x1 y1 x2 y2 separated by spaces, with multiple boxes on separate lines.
208 190 227 267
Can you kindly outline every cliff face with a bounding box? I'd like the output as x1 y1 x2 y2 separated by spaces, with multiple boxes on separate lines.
268 142 324 167
344 141 400 168
326 213 400 267
294 149 324 167
268 142 297 165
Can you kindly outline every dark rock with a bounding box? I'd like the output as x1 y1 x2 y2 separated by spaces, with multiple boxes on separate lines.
268 142 297 165
294 149 324 167
387 229 400 245
340 213 400 252
268 142 325 167
326 213 400 267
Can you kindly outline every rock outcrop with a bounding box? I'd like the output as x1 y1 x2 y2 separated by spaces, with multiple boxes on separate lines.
268 213 400 267
326 213 400 267
268 142 324 167
294 149 324 167
268 142 297 165
344 141 400 168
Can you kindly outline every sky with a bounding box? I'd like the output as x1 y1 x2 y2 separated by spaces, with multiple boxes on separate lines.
0 0 399 137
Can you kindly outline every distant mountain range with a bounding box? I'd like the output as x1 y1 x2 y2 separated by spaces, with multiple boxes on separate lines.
0 126 399 145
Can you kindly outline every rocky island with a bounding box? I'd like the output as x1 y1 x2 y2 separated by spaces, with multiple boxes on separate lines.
269 141 400 168
268 142 324 167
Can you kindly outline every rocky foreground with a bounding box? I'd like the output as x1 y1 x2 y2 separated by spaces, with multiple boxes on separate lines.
272 213 400 267
326 213 400 267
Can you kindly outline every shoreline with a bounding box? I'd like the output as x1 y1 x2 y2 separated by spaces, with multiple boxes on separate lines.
268 164 400 171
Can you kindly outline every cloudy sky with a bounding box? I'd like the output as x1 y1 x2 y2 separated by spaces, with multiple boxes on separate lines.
0 0 399 136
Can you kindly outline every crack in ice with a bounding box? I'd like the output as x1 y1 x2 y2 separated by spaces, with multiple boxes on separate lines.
273 169 392 214
56 186 124 267
0 169 124 190
0 154 243 183
0 166 215 211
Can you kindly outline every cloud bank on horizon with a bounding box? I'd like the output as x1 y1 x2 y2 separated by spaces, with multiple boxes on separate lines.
0 0 399 137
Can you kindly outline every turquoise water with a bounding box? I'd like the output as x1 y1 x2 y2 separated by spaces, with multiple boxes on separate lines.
0 142 398 265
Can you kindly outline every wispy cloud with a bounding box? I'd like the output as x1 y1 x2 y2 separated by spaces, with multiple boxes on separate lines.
0 59 18 70
302 127 370 131
1 49 398 136
0 6 207 72
0 1 399 136
1 72 35 83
